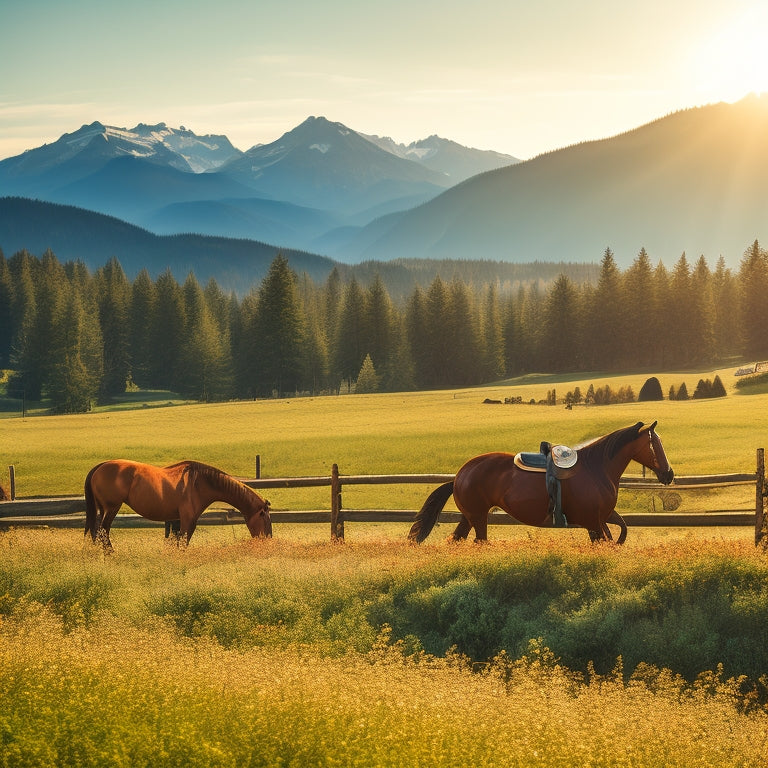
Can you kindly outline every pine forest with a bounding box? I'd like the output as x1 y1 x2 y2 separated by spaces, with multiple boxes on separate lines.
1 241 767 414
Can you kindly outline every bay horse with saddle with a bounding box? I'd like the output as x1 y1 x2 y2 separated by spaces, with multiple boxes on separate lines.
409 421 673 545
84 459 272 549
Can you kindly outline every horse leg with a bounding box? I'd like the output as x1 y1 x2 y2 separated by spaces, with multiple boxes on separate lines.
587 510 628 545
449 516 472 542
472 514 489 543
98 507 120 552
164 520 181 541
453 498 489 543
605 510 628 545
178 507 200 546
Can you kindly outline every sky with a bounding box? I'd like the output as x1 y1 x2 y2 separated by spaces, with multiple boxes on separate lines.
2 0 768 162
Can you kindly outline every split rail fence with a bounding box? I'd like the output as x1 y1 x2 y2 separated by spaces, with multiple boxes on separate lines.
1 448 766 545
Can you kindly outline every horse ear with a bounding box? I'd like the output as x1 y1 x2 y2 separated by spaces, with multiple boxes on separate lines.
650 420 657 432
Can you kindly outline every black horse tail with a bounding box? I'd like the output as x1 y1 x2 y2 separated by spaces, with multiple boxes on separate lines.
408 481 455 543
84 462 105 542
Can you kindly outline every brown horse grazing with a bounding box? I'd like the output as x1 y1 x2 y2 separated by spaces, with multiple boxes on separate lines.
84 460 272 549
409 421 674 545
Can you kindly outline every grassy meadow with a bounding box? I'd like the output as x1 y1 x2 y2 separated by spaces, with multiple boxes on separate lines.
1 365 765 513
2 366 768 766
2 527 768 767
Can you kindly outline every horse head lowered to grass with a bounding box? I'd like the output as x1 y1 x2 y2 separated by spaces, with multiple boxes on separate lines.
409 421 673 545
84 459 272 550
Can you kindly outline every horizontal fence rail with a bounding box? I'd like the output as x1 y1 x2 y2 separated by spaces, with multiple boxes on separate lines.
2 448 766 544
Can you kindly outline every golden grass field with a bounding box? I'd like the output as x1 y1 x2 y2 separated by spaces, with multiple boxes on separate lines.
1 365 765 501
1 366 767 766
1 526 767 767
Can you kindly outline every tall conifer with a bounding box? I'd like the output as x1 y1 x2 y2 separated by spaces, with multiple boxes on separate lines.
254 255 306 397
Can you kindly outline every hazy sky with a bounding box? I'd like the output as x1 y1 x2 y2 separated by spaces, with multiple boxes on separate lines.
2 0 767 161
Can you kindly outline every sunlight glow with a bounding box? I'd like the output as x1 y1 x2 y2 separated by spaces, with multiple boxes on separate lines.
690 7 768 102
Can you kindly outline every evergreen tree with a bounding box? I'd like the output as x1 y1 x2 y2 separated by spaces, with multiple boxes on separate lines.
0 252 13 368
47 289 95 413
234 289 259 397
6 251 38 400
203 278 232 336
669 253 697 366
588 248 624 369
693 378 712 399
501 290 523 377
690 255 715 365
405 286 429 388
253 255 306 397
69 262 104 396
711 374 727 397
482 283 506 381
541 273 580 372
622 248 656 367
386 314 416 392
638 376 664 401
324 267 343 357
95 257 131 398
738 239 768 360
652 261 672 368
446 278 484 385
518 282 544 373
354 353 379 393
364 275 394 383
423 276 452 385
302 310 329 395
179 273 233 401
333 277 367 392
28 251 66 401
712 256 741 361
149 269 186 390
128 269 157 388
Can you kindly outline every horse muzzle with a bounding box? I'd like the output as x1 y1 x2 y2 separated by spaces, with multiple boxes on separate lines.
656 467 674 485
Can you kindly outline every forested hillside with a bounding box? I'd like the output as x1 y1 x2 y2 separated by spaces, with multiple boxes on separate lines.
1 242 766 413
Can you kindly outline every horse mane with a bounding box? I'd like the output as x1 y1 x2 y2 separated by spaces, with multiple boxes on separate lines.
579 422 644 461
184 461 259 509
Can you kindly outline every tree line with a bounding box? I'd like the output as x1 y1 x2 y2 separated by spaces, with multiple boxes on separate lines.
1 241 767 413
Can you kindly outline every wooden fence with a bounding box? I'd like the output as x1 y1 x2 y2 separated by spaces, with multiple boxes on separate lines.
2 449 766 544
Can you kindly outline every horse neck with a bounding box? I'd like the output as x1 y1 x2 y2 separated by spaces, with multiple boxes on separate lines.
582 431 640 486
193 465 257 513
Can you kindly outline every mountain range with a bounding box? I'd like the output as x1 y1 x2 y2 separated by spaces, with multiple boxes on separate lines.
341 96 768 267
1 97 768 277
0 117 517 255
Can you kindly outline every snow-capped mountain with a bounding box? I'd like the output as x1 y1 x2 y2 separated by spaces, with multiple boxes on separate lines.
0 121 241 196
217 116 452 214
362 133 519 183
0 116 519 253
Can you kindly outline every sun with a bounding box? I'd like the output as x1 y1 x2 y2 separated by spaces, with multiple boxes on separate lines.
690 7 768 103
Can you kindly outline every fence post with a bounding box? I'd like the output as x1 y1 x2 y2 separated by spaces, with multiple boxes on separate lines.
255 455 261 479
9 465 16 501
756 448 765 547
331 463 344 541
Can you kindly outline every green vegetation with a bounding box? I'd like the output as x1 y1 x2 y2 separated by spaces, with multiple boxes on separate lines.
2 240 768 412
2 379 767 765
1 529 766 767
1 368 765 500
0 367 763 530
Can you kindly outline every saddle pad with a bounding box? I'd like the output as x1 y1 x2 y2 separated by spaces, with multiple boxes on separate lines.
514 452 547 471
